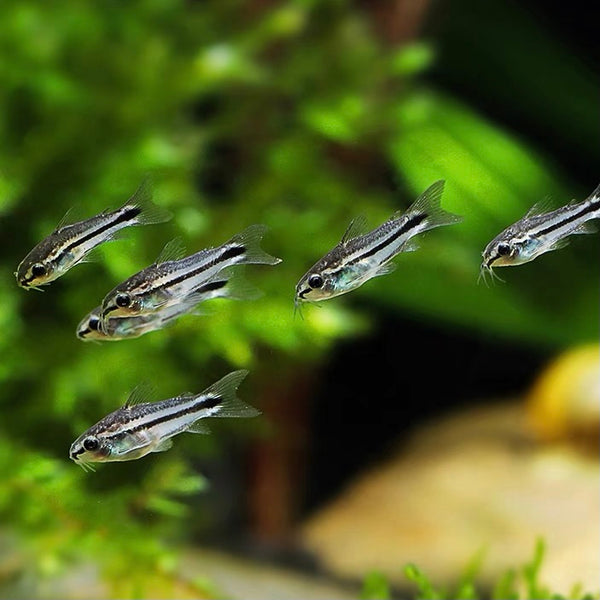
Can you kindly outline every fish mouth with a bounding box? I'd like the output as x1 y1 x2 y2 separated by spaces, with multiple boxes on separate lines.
477 262 504 286
17 277 32 289
16 274 45 291
70 448 84 461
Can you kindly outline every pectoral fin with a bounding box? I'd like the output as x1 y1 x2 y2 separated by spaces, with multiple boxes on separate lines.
374 263 397 277
152 438 174 453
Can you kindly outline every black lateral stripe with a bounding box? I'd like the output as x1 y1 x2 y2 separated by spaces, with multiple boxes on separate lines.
534 204 593 237
197 279 227 293
154 245 245 289
124 395 223 434
349 213 427 263
62 207 142 253
220 245 246 260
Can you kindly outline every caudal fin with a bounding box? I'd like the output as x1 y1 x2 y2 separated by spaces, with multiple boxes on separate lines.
588 182 600 206
225 224 282 266
189 371 260 427
400 180 463 230
123 177 172 226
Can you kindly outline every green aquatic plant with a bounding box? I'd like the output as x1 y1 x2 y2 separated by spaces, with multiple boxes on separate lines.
361 540 599 600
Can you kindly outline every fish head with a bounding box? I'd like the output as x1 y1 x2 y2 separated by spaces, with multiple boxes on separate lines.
15 254 57 289
76 309 105 341
100 285 146 323
70 415 149 466
480 228 526 270
71 421 153 467
295 269 337 303
69 431 113 467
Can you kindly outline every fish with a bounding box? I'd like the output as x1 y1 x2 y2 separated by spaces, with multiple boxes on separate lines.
69 370 258 468
295 180 462 304
480 183 600 282
77 269 259 342
15 178 171 290
99 224 280 324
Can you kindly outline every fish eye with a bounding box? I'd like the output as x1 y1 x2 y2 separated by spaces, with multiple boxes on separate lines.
88 316 100 331
497 243 511 256
31 263 47 277
115 293 131 308
308 274 324 289
83 437 99 451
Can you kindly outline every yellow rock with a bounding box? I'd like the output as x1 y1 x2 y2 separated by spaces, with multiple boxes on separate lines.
527 344 599 443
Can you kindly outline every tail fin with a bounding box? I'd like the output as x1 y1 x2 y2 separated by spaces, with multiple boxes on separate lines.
225 224 282 266
183 269 262 310
123 177 172 226
214 267 262 301
587 182 600 206
194 370 260 422
400 180 463 229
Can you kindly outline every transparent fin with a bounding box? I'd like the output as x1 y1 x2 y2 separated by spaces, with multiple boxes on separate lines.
124 381 157 408
340 215 368 245
587 182 600 203
400 239 420 253
572 221 597 235
156 237 187 264
208 267 262 301
200 370 260 418
187 421 211 434
123 176 172 225
396 180 463 228
55 206 78 231
373 262 397 277
525 197 554 217
546 238 570 252
226 224 282 266
152 438 174 453
78 246 105 263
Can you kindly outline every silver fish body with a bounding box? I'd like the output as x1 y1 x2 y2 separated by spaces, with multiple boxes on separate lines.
481 183 600 276
78 270 258 342
77 300 198 342
15 179 171 289
295 180 462 303
99 224 280 323
69 370 258 467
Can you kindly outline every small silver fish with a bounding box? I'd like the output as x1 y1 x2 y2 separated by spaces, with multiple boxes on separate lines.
78 298 200 343
69 370 258 469
295 180 462 304
78 270 259 342
480 183 600 281
15 179 171 289
99 224 280 324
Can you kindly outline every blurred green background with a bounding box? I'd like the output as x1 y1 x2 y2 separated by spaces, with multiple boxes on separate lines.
0 0 598 597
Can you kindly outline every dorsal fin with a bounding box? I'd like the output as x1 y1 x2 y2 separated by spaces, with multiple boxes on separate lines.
124 381 157 408
54 206 82 231
525 197 554 217
340 215 368 245
156 237 187 264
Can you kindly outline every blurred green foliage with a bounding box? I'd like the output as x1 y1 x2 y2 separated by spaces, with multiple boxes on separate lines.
0 0 598 597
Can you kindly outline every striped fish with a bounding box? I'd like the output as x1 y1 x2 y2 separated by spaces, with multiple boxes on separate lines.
69 370 258 469
15 178 171 290
99 224 280 324
480 183 600 281
78 270 259 342
295 180 462 304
